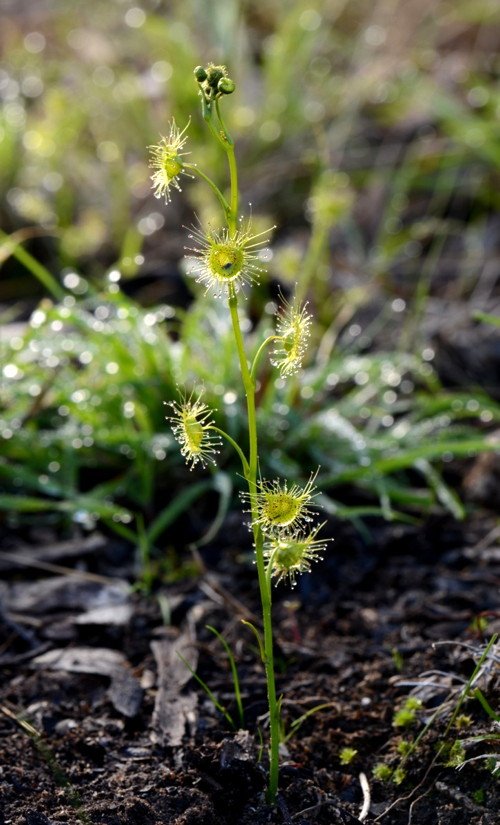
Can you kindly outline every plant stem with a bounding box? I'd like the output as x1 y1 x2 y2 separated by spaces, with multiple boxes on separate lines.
251 336 280 383
226 145 239 235
202 85 280 801
185 164 230 221
210 426 249 477
257 523 280 802
214 98 238 235
227 286 257 485
227 283 280 802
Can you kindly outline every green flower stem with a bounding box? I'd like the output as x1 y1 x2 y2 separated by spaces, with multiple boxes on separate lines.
202 94 230 152
198 83 280 802
185 164 230 220
205 113 227 150
214 98 238 235
215 98 234 147
227 286 257 485
251 336 280 383
227 283 280 803
210 426 249 477
200 93 238 233
201 94 219 136
226 145 239 236
255 526 280 803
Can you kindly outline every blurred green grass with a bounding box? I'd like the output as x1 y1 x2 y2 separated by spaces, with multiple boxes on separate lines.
1 0 499 290
1 0 500 558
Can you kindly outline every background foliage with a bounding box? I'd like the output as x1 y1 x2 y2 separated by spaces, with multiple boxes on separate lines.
1 0 500 558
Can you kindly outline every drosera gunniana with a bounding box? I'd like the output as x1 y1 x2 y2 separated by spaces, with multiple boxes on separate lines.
149 63 331 804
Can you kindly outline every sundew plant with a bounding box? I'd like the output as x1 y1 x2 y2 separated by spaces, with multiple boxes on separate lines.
150 63 331 803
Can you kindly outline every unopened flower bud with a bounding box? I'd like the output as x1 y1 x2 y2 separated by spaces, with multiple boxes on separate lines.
218 77 235 95
206 64 227 90
194 65 207 83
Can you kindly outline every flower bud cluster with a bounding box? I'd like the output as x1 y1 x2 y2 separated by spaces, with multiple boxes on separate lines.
194 63 236 102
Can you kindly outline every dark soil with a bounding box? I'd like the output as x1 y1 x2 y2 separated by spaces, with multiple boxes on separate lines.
1 506 500 825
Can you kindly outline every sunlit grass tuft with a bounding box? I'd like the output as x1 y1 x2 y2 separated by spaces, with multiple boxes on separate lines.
2 282 499 544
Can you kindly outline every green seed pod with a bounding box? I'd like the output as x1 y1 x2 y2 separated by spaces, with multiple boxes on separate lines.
218 77 236 95
194 65 207 83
